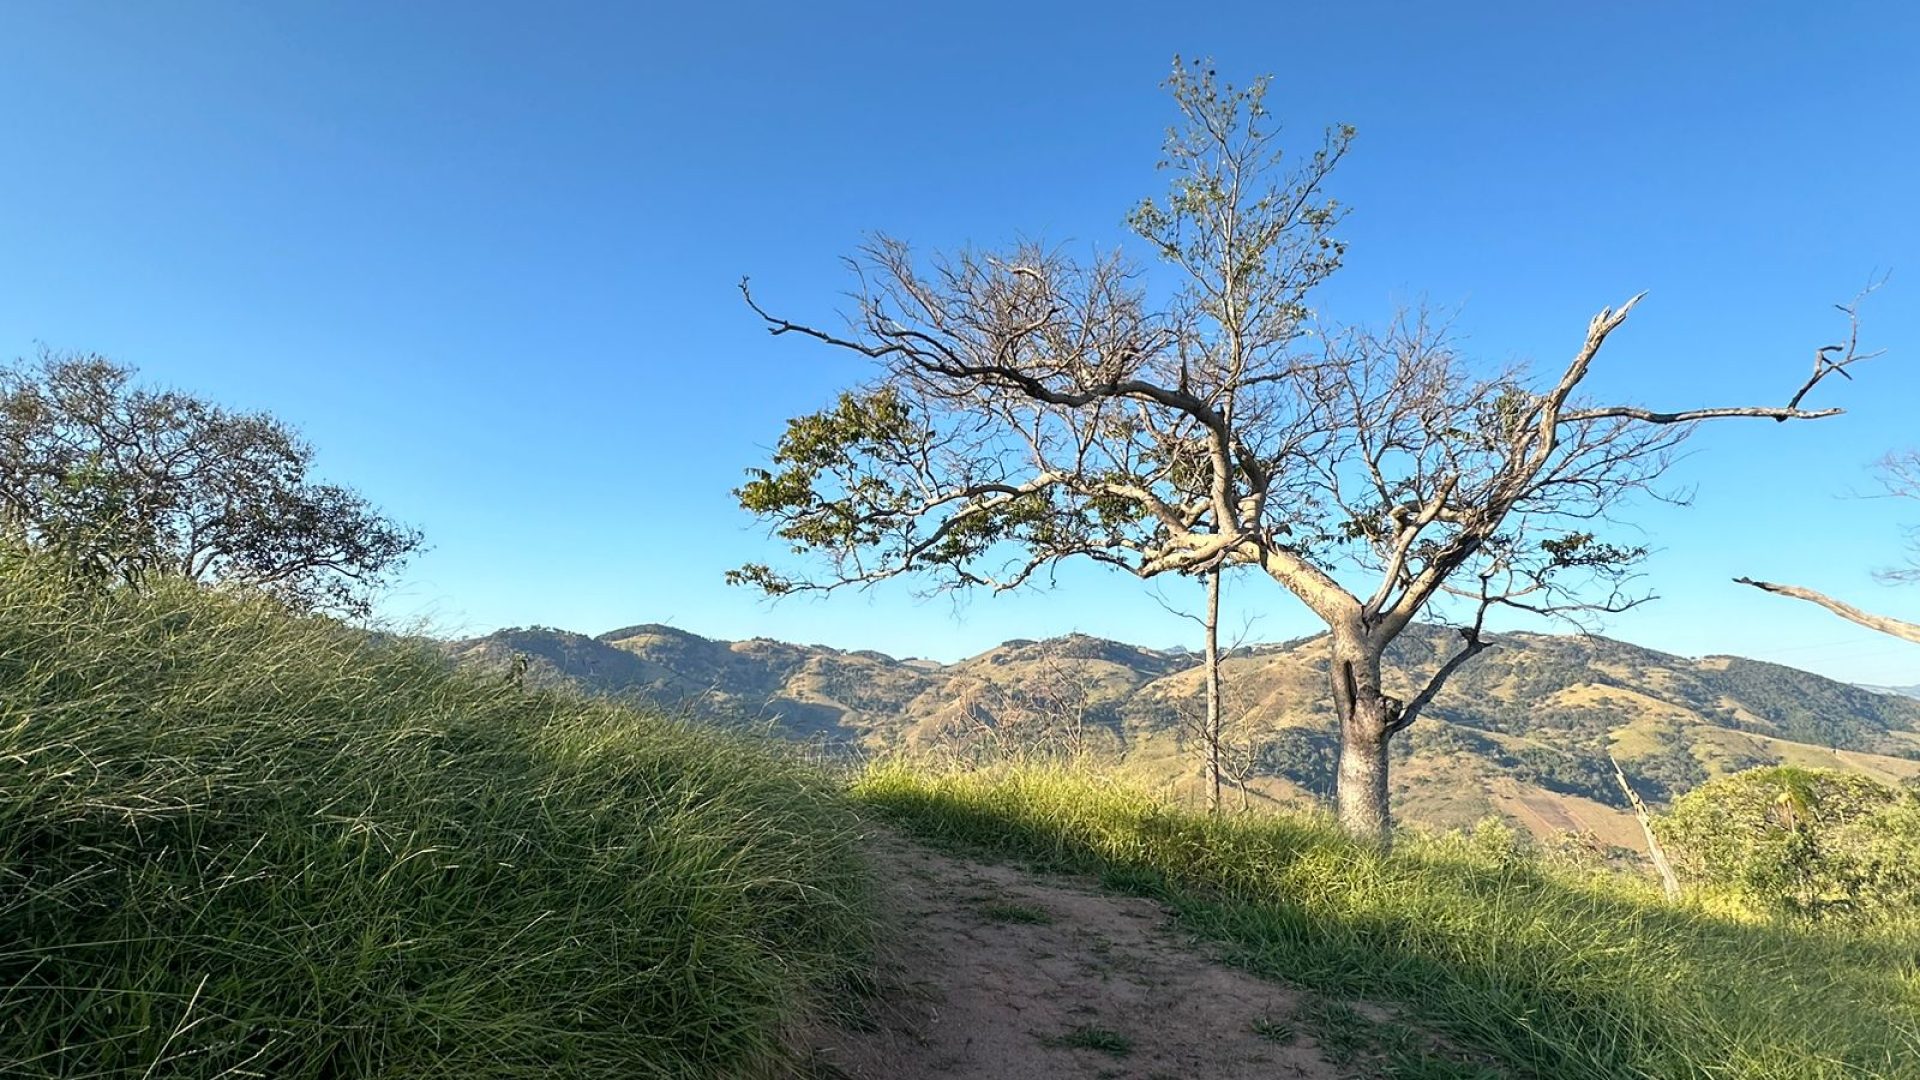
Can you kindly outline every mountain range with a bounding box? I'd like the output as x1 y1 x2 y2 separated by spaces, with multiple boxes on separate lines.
449 622 1920 850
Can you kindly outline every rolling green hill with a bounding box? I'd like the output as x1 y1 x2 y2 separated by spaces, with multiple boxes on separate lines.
0 564 872 1079
451 623 1920 848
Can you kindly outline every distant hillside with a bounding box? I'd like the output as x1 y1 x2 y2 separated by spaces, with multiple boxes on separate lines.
1861 682 1920 700
451 623 1920 848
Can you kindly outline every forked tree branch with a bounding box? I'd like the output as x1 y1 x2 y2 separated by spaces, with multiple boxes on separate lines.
1783 275 1887 413
1386 584 1496 736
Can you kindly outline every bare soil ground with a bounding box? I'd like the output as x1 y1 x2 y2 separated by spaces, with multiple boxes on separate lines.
801 831 1352 1080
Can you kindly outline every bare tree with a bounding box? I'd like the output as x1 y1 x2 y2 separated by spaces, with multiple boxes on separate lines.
1610 752 1682 901
937 644 1117 763
1735 578 1920 645
1152 567 1254 813
731 60 1874 840
1219 728 1274 814
1144 568 1236 810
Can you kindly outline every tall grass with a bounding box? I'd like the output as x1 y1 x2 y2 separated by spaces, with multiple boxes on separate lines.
0 560 872 1078
856 763 1920 1080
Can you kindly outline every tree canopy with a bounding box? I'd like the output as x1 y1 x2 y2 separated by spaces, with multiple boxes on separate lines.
0 352 421 616
1658 766 1920 916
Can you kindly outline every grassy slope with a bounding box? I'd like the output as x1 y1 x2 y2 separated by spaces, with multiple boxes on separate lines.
13 560 1918 1079
855 765 1920 1080
0 563 872 1079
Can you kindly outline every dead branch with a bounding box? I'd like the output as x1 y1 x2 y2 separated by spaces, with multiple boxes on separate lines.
1610 753 1682 901
1734 577 1920 645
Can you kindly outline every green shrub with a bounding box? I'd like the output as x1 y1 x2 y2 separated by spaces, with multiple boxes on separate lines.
1657 765 1920 916
0 557 871 1078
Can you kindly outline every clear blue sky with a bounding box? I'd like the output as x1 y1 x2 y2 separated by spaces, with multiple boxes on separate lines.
3 2 1917 683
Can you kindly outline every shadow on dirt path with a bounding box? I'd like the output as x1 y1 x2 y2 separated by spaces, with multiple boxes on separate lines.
803 830 1354 1079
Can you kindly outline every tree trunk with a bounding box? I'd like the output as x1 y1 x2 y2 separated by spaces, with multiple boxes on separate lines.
1330 626 1394 841
1203 568 1223 814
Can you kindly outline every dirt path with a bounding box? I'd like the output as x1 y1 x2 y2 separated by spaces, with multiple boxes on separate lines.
803 831 1351 1080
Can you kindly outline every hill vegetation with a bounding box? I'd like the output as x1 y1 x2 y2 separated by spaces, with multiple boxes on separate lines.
854 765 1920 1080
455 622 1920 850
8 551 1920 1078
0 557 872 1078
1658 766 1920 916
7 343 1918 1078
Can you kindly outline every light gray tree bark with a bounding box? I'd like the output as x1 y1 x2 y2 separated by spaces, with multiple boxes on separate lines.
1203 567 1224 814
1736 578 1920 645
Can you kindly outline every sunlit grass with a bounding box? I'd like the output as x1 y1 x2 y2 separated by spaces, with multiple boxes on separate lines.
0 559 873 1078
10 547 1917 1079
854 763 1920 1080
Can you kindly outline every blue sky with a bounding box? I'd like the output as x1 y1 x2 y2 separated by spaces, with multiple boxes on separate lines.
3 2 1917 683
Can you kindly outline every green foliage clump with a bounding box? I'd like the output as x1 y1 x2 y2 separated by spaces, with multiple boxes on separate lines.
0 556 871 1079
1509 743 1620 804
0 353 421 616
855 763 1920 1080
1657 765 1920 917
1047 1024 1133 1056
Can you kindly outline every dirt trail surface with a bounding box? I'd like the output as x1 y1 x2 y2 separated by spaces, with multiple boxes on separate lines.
805 831 1349 1079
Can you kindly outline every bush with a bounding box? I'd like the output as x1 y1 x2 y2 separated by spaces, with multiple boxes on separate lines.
0 557 871 1078
1656 765 1920 916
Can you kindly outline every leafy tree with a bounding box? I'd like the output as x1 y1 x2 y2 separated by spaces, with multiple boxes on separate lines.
0 352 421 616
1657 765 1920 916
731 60 1871 839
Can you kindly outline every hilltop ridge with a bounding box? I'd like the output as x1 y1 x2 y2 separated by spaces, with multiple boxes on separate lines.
451 622 1920 847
